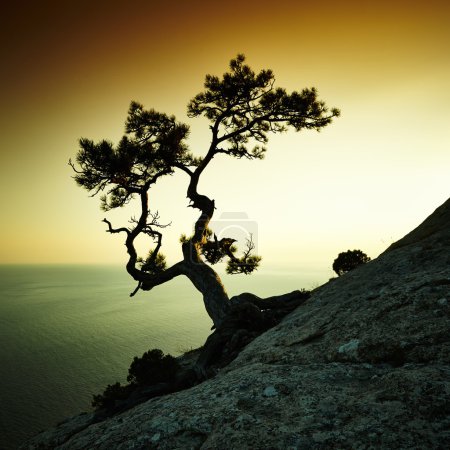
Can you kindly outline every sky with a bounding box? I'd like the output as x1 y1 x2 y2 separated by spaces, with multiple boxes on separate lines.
1 0 449 279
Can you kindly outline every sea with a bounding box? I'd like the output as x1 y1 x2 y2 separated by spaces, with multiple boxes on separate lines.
0 264 328 449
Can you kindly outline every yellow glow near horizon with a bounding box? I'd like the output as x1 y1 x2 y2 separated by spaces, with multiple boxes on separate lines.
0 0 449 275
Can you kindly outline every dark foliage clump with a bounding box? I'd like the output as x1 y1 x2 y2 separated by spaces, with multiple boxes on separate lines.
91 382 132 410
332 249 371 276
92 348 180 411
127 349 180 385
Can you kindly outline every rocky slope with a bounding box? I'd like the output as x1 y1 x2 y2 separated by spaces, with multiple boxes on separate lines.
23 198 450 449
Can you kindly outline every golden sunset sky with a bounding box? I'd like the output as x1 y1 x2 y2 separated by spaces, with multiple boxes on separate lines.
1 0 449 278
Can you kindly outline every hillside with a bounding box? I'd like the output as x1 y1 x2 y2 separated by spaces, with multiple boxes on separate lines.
23 198 450 449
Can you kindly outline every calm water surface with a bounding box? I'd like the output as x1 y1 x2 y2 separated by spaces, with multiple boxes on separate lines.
0 264 325 449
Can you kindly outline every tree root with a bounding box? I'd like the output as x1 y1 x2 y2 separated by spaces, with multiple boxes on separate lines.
194 289 310 376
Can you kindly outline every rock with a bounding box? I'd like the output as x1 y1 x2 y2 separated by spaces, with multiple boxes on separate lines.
21 198 450 449
337 338 360 357
262 385 278 397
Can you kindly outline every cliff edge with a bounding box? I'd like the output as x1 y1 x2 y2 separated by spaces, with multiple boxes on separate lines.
23 198 450 449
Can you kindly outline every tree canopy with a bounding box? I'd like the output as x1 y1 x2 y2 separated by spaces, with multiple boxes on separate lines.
187 54 339 160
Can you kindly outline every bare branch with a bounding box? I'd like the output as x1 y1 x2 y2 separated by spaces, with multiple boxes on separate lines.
242 234 256 259
102 218 130 235
148 210 172 229
90 180 109 197
129 210 171 232
130 281 142 297
173 162 194 176
68 158 82 174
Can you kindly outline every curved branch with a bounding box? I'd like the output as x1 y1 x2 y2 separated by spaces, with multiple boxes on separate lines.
124 190 157 280
129 259 185 297
173 162 194 176
186 147 218 244
140 230 163 271
104 188 185 293
139 261 186 291
102 218 130 235
68 158 82 174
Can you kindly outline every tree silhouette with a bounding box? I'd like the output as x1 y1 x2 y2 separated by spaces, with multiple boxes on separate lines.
71 55 340 328
332 249 371 276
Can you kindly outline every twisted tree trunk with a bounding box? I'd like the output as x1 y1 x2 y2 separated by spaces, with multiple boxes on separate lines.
179 147 231 328
181 242 230 328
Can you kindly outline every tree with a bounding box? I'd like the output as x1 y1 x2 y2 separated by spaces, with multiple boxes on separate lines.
332 249 371 276
71 54 340 329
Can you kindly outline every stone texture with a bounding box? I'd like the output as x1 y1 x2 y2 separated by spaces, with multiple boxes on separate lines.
22 198 450 449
